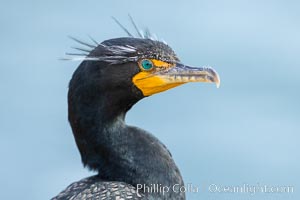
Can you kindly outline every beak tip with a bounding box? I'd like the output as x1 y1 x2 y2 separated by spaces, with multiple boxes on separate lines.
213 70 221 89
215 77 220 88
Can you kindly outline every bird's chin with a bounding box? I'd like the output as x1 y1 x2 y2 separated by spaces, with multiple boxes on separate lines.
132 63 220 96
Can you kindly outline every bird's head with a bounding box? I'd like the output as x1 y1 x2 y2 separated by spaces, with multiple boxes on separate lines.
67 18 220 124
71 37 220 99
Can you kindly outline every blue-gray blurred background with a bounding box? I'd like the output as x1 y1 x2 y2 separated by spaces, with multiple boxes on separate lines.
0 0 299 199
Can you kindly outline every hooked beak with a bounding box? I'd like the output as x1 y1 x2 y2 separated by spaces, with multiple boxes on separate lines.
132 63 220 96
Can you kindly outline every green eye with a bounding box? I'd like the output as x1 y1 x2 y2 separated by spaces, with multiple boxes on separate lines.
141 59 154 70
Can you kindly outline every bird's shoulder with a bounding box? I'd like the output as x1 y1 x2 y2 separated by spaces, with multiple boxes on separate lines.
51 175 146 200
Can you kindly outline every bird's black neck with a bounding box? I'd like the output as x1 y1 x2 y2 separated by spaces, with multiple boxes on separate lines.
68 62 185 199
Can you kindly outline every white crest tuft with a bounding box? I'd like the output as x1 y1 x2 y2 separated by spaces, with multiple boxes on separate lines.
64 15 167 63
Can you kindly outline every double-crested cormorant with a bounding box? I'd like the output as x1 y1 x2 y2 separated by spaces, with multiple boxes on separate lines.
53 19 220 200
